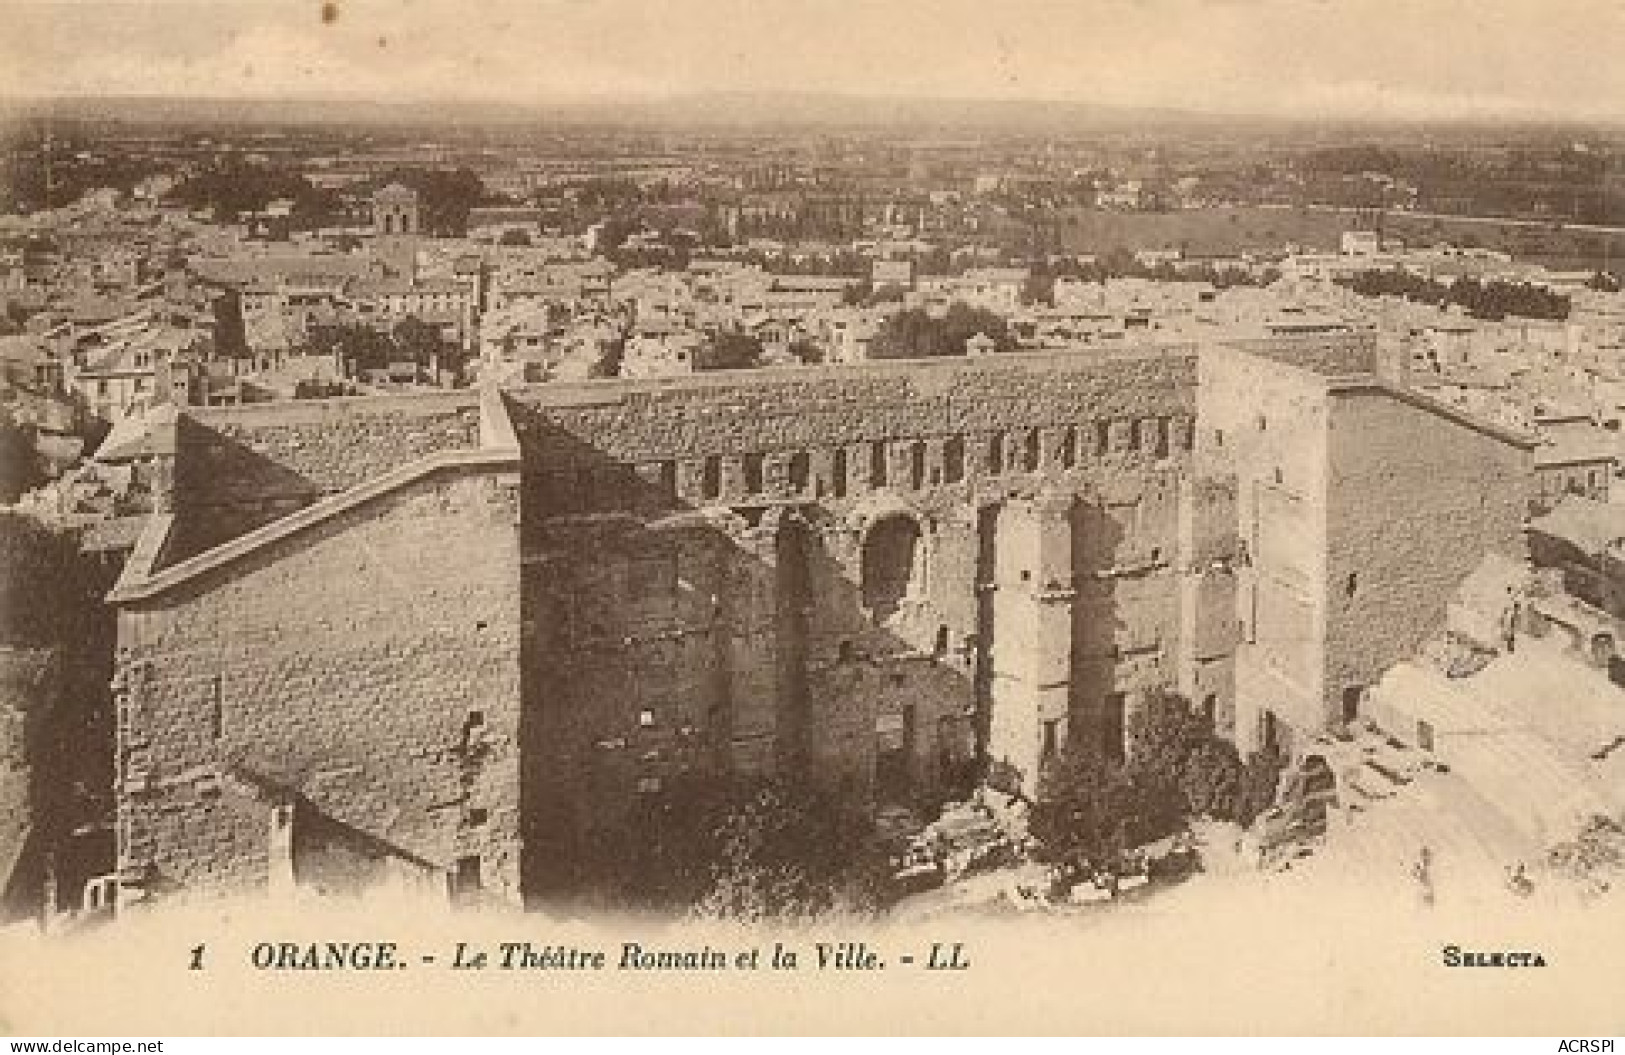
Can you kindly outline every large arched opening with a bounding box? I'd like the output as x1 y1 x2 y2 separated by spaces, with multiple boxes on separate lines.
861 514 922 623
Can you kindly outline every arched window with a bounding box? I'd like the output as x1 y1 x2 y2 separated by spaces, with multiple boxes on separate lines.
861 516 922 622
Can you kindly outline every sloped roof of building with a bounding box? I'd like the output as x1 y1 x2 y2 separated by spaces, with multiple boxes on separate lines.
192 253 380 287
1530 495 1625 554
93 404 164 462
1369 644 1624 839
1536 424 1617 468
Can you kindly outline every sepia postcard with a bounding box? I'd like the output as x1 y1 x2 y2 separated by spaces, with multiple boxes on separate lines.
1 0 1623 1037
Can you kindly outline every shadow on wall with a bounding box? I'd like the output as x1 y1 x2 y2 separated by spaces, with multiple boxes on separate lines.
168 416 326 561
512 414 1138 905
513 419 965 904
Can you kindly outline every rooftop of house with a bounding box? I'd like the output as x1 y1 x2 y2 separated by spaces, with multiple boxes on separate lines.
372 183 419 203
348 277 470 298
1529 496 1625 554
1535 424 1617 468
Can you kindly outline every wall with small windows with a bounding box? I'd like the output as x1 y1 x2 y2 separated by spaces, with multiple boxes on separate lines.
511 346 1216 843
107 332 1520 906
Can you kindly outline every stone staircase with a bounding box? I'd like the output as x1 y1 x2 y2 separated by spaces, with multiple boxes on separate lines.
1261 727 1538 907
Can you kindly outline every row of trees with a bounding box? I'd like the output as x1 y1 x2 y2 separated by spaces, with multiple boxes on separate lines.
694 332 823 371
162 163 491 236
1300 144 1620 226
556 687 1286 920
0 146 161 214
1017 252 1280 307
167 160 340 225
1335 268 1571 321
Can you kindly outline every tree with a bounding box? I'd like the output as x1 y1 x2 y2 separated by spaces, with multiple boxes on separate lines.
787 338 824 365
310 322 397 377
842 280 874 306
693 779 887 922
1030 691 1284 878
590 339 625 379
1237 744 1287 825
697 332 763 372
0 510 110 647
1021 268 1057 307
580 774 887 920
392 316 444 374
1127 689 1253 823
869 303 1016 360
1029 748 1175 877
167 161 336 225
211 290 249 360
0 417 42 504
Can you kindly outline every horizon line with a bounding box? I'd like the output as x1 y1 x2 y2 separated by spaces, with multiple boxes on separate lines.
4 90 1622 131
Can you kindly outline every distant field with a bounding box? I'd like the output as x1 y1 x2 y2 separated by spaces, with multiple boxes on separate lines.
1380 212 1625 273
998 205 1624 272
1033 206 1349 258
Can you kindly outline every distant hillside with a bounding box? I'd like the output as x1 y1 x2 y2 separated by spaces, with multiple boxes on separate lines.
0 92 1327 135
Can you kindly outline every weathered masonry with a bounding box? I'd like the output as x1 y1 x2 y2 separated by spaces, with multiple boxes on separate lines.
104 336 1534 907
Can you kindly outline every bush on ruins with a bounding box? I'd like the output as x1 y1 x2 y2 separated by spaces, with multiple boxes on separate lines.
1030 690 1284 877
583 773 888 921
692 778 891 922
1028 750 1178 878
1129 689 1284 827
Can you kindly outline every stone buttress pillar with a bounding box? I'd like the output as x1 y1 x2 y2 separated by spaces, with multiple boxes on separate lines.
985 491 1075 795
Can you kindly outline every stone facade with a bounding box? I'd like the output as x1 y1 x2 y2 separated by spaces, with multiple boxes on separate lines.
1199 344 1534 756
104 335 1534 908
372 184 420 238
109 392 521 907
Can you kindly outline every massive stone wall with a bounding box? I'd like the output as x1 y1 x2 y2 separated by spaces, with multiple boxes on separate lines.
105 334 1530 908
509 349 1211 891
507 348 1197 511
1323 385 1531 718
1200 343 1534 753
115 466 521 905
170 394 482 561
1199 349 1332 745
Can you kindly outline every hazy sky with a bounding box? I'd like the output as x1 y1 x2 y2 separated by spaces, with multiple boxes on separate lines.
2 0 1621 122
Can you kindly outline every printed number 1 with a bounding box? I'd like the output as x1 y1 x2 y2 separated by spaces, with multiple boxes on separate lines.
189 943 206 971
